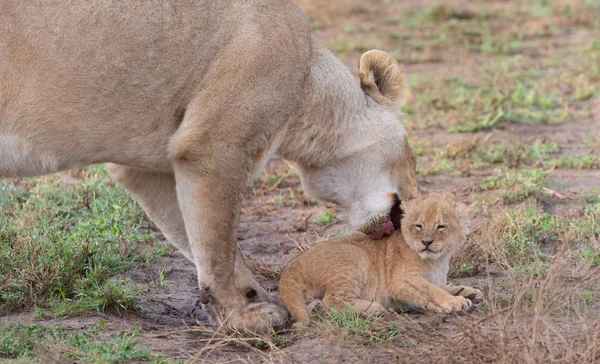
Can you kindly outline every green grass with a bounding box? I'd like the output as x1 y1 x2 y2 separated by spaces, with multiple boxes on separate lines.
581 243 600 268
482 168 552 204
494 201 600 277
417 140 560 176
498 205 558 277
405 43 598 132
546 155 600 169
579 188 600 204
0 166 164 316
0 323 171 363
313 209 339 225
313 306 400 343
567 202 600 252
474 140 559 167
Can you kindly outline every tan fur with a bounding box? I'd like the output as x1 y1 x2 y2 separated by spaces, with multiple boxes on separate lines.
358 50 405 106
280 194 482 325
1 2 417 332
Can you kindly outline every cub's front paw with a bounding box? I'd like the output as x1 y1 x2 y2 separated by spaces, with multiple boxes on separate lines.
426 296 472 313
453 286 484 303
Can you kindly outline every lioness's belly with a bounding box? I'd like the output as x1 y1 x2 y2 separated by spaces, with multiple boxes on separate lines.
0 1 293 177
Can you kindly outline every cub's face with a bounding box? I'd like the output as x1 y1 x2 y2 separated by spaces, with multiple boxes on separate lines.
400 193 472 260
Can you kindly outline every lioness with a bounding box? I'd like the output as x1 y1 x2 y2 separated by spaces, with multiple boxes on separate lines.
1 1 417 332
280 193 482 326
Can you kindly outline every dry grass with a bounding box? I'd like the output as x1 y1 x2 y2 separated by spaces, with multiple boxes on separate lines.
392 266 600 363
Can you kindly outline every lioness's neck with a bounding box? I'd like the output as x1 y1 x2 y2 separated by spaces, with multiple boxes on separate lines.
277 37 382 167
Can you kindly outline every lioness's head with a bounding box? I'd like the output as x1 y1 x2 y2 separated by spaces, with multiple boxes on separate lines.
400 193 473 260
297 50 419 238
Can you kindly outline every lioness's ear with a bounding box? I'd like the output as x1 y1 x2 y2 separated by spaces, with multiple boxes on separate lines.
358 50 404 106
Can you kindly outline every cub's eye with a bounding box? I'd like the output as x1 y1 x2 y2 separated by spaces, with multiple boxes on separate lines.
437 224 447 231
414 224 423 230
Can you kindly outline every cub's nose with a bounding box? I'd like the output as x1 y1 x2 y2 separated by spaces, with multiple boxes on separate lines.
422 238 434 247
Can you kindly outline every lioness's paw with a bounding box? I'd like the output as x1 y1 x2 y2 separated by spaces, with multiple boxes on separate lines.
427 296 472 313
242 286 285 308
225 303 289 334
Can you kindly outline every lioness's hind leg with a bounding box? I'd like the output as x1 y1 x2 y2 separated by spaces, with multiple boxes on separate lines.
106 164 275 305
107 165 193 259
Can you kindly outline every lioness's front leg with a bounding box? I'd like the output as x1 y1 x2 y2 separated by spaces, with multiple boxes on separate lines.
165 54 308 333
389 277 472 313
170 145 288 332
106 164 275 306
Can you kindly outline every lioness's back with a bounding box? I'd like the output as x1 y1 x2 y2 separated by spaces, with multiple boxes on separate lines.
0 0 310 176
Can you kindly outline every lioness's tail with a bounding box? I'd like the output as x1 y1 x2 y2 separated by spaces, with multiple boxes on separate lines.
279 271 310 325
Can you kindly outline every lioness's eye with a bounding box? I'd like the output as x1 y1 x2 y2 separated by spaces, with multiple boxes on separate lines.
414 224 423 230
437 224 447 231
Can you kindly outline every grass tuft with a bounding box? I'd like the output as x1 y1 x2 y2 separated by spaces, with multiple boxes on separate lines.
0 166 164 316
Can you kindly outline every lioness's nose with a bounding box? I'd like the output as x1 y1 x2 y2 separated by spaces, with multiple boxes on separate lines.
422 238 434 247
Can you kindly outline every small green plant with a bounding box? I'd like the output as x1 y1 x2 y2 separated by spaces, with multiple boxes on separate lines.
579 189 600 204
251 328 297 350
325 306 372 330
156 268 170 288
336 230 353 238
453 262 480 277
313 210 339 225
272 194 285 205
581 244 600 268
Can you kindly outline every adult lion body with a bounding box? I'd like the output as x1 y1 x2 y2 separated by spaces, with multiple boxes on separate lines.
1 1 418 332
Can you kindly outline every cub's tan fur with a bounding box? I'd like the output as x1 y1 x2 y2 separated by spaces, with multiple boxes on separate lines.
280 194 482 325
1 1 417 332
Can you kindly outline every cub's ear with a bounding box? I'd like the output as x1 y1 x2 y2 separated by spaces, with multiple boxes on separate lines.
456 202 476 234
400 198 415 215
358 50 404 106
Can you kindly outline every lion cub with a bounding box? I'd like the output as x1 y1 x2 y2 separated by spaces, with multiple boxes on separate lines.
280 193 482 325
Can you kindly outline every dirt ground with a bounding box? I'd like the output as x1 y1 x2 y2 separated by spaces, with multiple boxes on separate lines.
3 1 600 363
